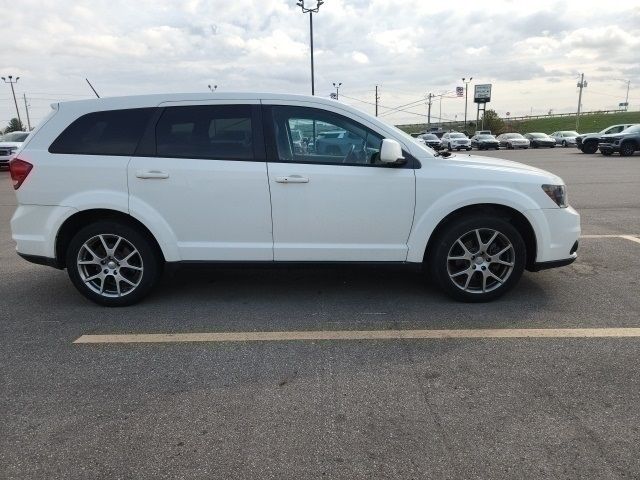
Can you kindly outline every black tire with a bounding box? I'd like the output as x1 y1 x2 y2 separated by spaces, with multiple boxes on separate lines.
66 221 162 306
507 143 513 149
562 140 567 147
550 144 555 148
428 215 526 302
581 141 598 154
532 142 539 149
619 141 635 157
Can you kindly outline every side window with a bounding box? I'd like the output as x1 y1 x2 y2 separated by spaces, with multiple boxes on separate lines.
49 108 155 155
270 106 383 165
156 105 253 160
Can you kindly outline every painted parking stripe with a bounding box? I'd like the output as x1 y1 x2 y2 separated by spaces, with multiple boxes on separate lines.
74 328 640 344
581 234 640 244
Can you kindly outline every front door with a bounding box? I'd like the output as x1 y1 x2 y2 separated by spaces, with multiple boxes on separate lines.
264 104 415 262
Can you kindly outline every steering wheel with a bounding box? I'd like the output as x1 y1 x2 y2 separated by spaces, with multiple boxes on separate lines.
344 141 368 164
343 144 357 163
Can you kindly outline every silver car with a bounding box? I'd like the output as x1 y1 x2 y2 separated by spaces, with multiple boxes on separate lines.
496 133 530 149
550 131 580 147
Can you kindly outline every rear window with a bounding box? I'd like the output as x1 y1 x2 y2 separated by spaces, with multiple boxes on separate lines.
49 108 155 155
155 105 253 160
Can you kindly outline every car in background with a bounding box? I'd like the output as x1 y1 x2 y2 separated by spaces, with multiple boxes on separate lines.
470 134 500 150
576 124 637 154
441 132 472 151
474 130 492 136
0 131 29 169
314 130 361 155
417 133 442 150
496 133 530 149
550 131 580 147
598 124 640 157
524 133 556 148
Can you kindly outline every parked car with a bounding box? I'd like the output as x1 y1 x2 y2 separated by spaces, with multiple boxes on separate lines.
9 92 580 306
575 124 637 154
0 131 29 169
442 132 472 151
417 133 442 150
474 130 492 136
497 133 530 149
470 134 500 150
598 124 640 157
524 133 556 148
550 131 580 147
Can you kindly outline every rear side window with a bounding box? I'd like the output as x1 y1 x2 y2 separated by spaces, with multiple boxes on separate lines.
49 108 155 155
155 105 253 160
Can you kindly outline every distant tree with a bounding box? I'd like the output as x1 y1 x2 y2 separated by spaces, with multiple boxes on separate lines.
4 118 25 134
480 109 506 134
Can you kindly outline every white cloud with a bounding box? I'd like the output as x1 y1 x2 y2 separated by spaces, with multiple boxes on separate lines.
352 51 370 64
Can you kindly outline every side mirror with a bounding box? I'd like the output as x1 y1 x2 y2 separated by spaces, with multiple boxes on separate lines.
379 138 405 164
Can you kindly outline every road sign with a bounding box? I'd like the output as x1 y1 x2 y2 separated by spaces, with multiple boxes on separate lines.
474 84 491 103
456 86 464 97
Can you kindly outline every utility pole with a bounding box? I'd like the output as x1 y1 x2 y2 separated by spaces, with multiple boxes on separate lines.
576 73 587 131
426 93 433 127
623 80 630 111
296 1 324 95
462 77 472 130
2 75 22 127
332 82 341 100
23 93 32 130
375 85 379 117
439 95 443 127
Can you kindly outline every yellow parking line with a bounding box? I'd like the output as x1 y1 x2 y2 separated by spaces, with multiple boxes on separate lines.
74 328 640 344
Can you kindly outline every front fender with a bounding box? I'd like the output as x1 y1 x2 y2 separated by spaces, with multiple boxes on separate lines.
406 185 541 263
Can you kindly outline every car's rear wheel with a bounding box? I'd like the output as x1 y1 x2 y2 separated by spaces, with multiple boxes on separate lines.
619 141 636 157
562 140 567 147
429 216 526 302
66 221 161 306
581 141 598 154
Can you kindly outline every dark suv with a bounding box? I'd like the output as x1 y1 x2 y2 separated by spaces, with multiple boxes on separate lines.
577 124 636 154
598 125 640 156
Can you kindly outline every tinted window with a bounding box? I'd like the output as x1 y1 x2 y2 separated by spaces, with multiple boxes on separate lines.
270 106 384 165
49 108 154 155
155 105 253 160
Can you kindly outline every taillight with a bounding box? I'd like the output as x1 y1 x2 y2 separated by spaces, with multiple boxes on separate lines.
9 158 33 190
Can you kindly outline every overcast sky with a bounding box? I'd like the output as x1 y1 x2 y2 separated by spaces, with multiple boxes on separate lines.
2 0 639 127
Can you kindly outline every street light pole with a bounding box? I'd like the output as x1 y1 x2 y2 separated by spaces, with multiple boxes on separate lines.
576 73 587 131
208 84 218 92
296 1 324 95
462 77 472 130
332 82 341 100
2 75 22 127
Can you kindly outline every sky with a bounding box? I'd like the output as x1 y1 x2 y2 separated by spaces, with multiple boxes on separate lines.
1 0 639 128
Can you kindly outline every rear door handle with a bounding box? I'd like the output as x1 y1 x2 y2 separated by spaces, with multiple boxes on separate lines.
275 175 309 184
136 170 169 179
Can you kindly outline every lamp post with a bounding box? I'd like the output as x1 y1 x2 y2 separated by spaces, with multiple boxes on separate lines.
461 77 472 130
2 75 22 127
208 84 217 92
332 82 341 100
296 0 324 95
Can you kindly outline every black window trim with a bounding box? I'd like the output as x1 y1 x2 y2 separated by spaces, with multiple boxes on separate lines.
134 104 266 163
261 104 419 169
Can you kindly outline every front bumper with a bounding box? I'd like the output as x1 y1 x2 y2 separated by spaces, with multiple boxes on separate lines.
525 206 581 268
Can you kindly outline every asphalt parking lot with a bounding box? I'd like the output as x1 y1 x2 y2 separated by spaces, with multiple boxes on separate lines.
1 148 639 479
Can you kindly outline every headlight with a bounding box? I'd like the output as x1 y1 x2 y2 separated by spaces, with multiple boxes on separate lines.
542 184 568 208
9 147 18 154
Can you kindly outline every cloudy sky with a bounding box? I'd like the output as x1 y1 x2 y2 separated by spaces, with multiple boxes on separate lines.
1 0 639 127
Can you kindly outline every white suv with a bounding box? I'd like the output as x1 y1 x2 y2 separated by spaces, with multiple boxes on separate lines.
9 93 580 306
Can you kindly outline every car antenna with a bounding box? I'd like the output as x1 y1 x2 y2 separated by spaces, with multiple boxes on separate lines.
85 78 100 98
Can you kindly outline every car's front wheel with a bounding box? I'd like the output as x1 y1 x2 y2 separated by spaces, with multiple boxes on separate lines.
562 140 567 147
66 221 161 306
581 141 598 154
429 216 526 302
619 141 636 157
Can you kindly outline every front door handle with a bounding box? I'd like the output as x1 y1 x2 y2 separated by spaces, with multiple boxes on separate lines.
136 170 169 179
275 175 309 184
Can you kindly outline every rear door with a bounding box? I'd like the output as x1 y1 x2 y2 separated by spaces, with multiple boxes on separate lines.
263 103 415 262
128 101 273 261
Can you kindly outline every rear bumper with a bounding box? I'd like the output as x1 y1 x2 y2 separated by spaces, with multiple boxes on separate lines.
11 204 77 260
17 253 62 269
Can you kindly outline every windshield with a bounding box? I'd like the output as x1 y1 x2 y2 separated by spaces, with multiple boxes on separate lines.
1 132 29 142
420 134 438 140
562 131 579 136
477 135 495 140
622 125 640 134
450 133 466 138
504 133 523 139
529 133 547 138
